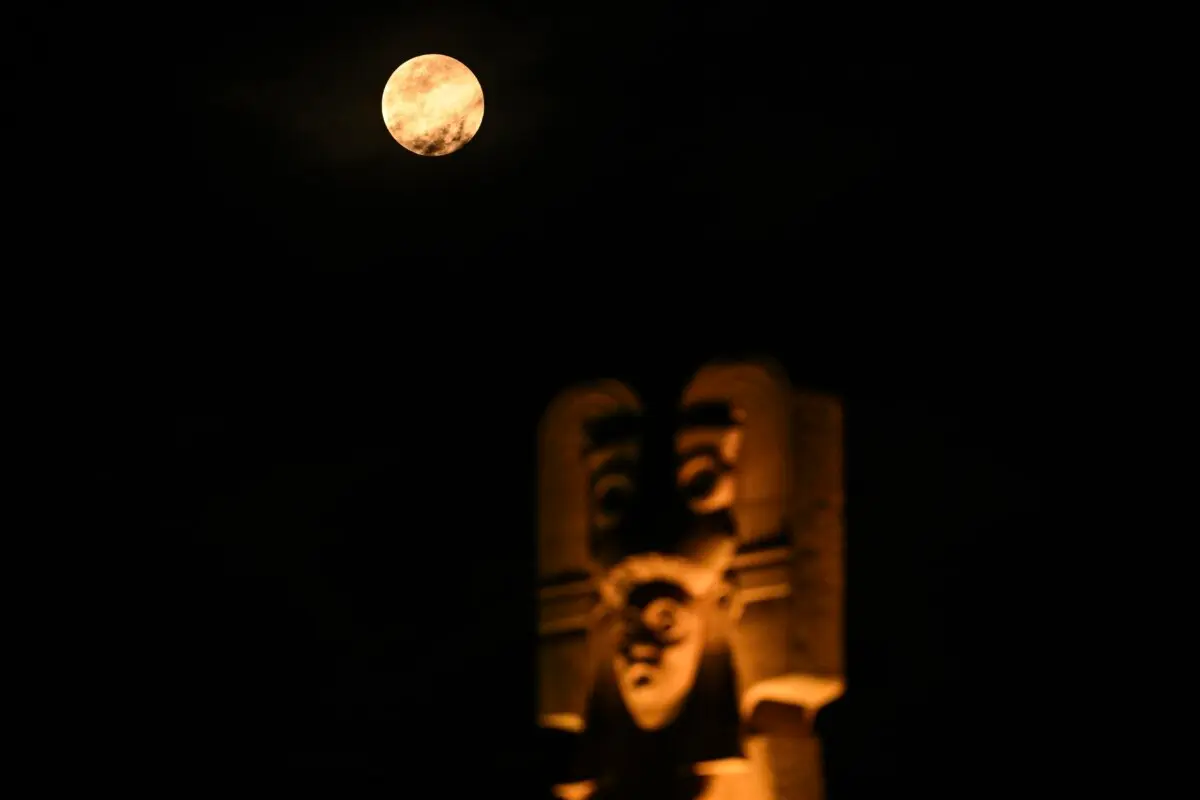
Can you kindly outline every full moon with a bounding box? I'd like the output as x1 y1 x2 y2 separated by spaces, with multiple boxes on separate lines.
381 54 484 156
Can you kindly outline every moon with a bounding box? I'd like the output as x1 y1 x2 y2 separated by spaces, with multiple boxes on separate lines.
381 54 484 156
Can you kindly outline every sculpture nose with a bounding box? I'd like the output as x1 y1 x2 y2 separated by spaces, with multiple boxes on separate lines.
627 642 660 663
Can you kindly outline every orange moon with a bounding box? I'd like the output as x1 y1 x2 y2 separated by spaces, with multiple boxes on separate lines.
381 54 484 156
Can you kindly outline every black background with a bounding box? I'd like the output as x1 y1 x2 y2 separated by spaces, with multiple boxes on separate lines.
146 334 1060 798
48 1 1082 797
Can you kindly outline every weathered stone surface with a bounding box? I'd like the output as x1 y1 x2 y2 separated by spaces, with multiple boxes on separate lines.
537 360 844 800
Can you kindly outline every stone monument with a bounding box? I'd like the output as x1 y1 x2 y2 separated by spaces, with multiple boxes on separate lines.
537 359 845 800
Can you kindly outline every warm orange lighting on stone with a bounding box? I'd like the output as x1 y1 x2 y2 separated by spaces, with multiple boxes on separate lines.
537 361 844 799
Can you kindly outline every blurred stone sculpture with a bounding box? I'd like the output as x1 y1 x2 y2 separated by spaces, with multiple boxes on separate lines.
537 361 845 800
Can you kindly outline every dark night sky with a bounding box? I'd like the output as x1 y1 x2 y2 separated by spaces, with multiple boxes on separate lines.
122 2 1014 269
82 1 1075 797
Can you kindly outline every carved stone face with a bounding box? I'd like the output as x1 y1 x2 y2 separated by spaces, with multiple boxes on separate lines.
583 402 743 577
612 580 705 731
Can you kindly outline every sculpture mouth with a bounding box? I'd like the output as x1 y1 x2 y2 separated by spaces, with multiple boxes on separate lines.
628 664 656 689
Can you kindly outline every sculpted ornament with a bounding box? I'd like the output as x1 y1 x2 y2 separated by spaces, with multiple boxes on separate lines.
537 361 845 800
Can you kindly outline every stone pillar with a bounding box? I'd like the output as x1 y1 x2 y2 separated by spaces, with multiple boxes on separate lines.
686 362 845 800
537 381 641 735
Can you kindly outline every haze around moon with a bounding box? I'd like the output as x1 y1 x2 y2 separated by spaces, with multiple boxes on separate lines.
381 54 484 156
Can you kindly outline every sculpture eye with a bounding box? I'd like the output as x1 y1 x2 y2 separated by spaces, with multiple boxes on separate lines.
678 455 719 500
684 468 718 501
593 472 634 526
678 453 734 513
599 485 630 513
